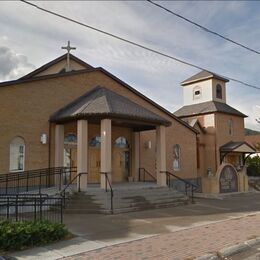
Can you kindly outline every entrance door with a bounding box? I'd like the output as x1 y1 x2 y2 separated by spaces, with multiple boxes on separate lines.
89 149 100 183
113 149 130 182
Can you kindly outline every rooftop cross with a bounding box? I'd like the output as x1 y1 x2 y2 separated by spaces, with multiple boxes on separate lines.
61 41 76 72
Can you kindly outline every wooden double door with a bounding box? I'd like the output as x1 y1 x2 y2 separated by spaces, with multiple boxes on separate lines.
64 147 130 183
88 148 130 183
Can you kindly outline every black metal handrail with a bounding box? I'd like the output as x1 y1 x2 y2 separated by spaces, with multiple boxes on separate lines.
160 171 198 203
0 193 63 223
59 172 88 207
0 167 77 194
101 172 114 214
138 168 156 182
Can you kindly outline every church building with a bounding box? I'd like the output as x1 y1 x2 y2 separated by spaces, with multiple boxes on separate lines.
0 45 255 194
175 71 255 193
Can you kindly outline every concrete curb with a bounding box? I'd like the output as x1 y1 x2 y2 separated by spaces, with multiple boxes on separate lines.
195 237 260 260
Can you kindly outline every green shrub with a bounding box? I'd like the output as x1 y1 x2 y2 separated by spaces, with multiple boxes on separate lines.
0 220 68 251
247 156 260 176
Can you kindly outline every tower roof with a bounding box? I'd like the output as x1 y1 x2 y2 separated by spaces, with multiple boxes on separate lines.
174 101 247 118
181 70 229 86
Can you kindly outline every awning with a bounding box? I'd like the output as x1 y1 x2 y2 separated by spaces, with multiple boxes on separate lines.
220 141 256 153
220 141 256 163
50 86 171 131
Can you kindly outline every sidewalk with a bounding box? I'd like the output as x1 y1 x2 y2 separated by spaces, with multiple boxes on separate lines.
63 213 260 260
9 193 260 260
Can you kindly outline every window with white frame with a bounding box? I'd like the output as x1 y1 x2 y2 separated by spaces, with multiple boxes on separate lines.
10 137 25 172
173 144 181 171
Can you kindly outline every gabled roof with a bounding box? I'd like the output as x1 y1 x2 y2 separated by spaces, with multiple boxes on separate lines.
50 86 171 127
174 101 247 118
183 118 206 134
0 54 198 134
181 70 229 86
220 141 256 153
20 54 93 80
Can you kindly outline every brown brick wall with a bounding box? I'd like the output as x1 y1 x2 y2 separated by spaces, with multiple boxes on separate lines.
0 71 197 180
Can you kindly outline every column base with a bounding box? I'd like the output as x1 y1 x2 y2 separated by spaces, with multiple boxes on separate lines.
157 171 167 187
77 173 88 192
100 172 112 189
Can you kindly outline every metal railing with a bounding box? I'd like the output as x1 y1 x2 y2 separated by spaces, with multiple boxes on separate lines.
101 172 114 214
138 168 156 182
0 193 63 223
160 171 198 203
0 167 77 194
60 172 88 207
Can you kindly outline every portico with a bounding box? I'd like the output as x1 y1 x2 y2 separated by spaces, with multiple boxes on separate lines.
51 86 171 190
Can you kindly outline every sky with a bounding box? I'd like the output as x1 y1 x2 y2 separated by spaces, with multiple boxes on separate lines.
0 1 260 130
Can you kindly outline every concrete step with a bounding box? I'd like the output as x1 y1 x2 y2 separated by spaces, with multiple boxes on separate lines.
63 185 189 214
113 201 189 214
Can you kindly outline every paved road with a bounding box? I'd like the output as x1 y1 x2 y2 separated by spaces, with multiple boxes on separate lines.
64 192 260 241
64 213 260 260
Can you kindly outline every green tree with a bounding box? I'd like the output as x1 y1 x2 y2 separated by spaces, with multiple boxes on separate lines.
247 156 260 176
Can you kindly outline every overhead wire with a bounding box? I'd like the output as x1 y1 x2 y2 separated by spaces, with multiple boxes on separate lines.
20 0 260 90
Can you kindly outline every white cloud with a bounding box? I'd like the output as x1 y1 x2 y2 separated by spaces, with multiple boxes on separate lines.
0 1 259 130
0 46 35 81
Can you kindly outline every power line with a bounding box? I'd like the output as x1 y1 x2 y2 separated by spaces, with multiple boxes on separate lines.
20 0 260 90
147 0 260 55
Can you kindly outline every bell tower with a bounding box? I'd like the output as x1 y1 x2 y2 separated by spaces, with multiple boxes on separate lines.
181 70 229 106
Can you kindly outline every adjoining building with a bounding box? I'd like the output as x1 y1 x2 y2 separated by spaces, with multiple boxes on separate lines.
0 49 255 194
175 70 255 193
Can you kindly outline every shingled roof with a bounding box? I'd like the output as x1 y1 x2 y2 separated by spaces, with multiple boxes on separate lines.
50 86 171 127
181 70 229 86
220 141 256 153
174 101 247 118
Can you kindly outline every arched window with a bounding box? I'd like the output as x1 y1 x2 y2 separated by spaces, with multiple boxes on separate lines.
89 136 101 148
64 134 77 145
216 84 222 99
10 137 25 172
228 119 233 135
193 86 202 100
114 137 129 148
173 144 181 171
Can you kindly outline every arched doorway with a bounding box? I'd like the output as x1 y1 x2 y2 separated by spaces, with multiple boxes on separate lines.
113 137 130 182
89 136 101 183
219 165 238 193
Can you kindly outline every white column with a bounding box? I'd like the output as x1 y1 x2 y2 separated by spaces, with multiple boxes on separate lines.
77 120 88 191
156 125 167 186
54 124 64 187
134 132 140 181
100 119 112 189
